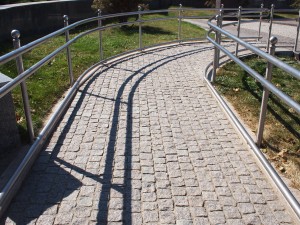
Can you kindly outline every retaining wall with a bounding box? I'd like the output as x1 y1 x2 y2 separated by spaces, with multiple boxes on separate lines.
0 0 94 42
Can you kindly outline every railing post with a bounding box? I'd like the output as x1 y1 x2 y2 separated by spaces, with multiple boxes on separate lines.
294 9 300 52
98 9 104 60
212 14 222 82
178 4 183 41
11 30 34 143
217 9 223 63
266 4 274 51
138 6 143 50
258 3 264 41
235 6 242 56
257 36 278 147
63 15 74 85
219 8 224 30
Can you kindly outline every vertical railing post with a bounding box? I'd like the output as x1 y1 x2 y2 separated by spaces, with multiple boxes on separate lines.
258 3 264 41
266 4 274 50
178 4 183 42
257 36 278 147
63 15 74 85
138 6 143 50
212 14 222 82
294 9 300 52
98 9 104 60
219 7 224 30
217 9 223 63
11 30 34 143
235 6 242 56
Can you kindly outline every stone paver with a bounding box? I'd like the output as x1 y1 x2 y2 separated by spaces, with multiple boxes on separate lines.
185 19 297 49
1 43 297 224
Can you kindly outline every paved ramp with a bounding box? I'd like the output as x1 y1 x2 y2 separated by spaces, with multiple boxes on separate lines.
2 44 297 224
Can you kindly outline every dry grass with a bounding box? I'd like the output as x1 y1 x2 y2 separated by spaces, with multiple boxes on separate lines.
215 55 300 189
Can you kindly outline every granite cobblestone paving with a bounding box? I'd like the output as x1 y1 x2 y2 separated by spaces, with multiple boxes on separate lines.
2 43 297 224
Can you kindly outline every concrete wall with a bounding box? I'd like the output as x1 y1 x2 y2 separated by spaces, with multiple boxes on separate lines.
0 0 293 42
221 0 292 8
0 0 94 42
169 0 292 8
0 73 20 152
148 0 172 9
171 0 205 8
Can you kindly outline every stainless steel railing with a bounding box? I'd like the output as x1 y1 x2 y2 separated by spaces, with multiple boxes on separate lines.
0 4 299 219
0 6 221 216
0 6 270 141
206 9 300 220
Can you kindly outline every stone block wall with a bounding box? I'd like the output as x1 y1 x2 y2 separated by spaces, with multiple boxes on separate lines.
0 74 21 152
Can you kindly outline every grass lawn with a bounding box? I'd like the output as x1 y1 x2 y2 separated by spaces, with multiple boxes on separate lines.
214 56 300 188
274 13 299 19
169 6 216 17
0 12 206 141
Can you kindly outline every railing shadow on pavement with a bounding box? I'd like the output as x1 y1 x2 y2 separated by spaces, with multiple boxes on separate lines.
1 45 209 223
0 4 300 222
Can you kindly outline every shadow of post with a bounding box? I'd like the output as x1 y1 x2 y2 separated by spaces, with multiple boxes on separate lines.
1 44 211 224
97 45 212 223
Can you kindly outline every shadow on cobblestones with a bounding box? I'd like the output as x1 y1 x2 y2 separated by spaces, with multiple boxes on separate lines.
97 45 210 223
241 75 300 144
1 45 211 224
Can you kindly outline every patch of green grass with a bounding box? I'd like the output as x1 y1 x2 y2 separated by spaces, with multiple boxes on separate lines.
274 13 299 19
215 56 300 187
169 6 216 18
0 13 205 141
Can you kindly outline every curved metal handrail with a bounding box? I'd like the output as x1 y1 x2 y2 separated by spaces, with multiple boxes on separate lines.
208 20 300 80
207 35 300 114
0 6 299 221
3 7 256 98
0 7 269 65
0 8 220 216
207 13 300 220
0 19 140 98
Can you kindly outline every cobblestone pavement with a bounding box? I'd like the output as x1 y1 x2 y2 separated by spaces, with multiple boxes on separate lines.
185 19 297 49
2 44 297 224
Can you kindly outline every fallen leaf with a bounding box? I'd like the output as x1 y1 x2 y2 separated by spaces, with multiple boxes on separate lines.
279 166 285 172
17 116 24 123
277 150 288 162
288 108 295 113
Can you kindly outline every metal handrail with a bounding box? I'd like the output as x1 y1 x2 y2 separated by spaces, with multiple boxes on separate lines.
207 12 300 220
207 21 300 80
207 35 300 114
0 20 140 99
1 7 271 98
0 6 222 150
0 13 186 98
0 7 268 66
0 7 210 217
0 5 299 221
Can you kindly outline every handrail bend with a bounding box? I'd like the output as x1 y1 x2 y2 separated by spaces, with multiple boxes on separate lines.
0 7 216 217
0 6 299 221
206 13 300 220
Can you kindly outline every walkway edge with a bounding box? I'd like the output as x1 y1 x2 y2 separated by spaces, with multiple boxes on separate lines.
0 41 208 218
203 71 300 222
